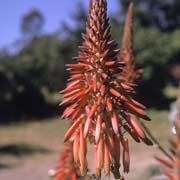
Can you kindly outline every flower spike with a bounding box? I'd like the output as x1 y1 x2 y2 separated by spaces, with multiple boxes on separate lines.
119 3 143 83
60 1 152 179
52 142 90 180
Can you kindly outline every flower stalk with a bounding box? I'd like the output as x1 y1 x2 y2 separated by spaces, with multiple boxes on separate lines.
60 0 152 179
119 3 173 161
53 142 81 180
52 142 91 180
118 3 143 83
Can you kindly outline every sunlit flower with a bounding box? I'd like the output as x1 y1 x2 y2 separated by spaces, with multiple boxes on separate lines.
53 142 90 180
60 0 152 179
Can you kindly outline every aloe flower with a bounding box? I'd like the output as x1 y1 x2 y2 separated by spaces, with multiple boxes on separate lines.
156 91 180 180
53 143 80 180
60 0 152 178
53 142 90 180
119 3 143 83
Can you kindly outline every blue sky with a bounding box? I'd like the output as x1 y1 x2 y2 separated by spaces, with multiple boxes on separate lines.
0 0 119 49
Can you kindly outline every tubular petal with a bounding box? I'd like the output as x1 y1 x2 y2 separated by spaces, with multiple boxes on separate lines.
84 117 92 138
95 115 102 144
97 137 104 168
106 97 113 112
64 118 82 142
122 137 130 173
130 117 145 139
73 132 80 162
104 142 110 176
111 112 120 135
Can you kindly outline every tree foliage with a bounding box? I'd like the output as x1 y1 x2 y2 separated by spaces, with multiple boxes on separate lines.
21 9 44 39
0 1 180 120
118 0 180 31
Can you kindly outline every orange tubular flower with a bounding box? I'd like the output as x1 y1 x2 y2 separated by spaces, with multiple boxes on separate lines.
60 0 152 179
156 91 180 180
119 3 143 83
53 142 80 180
53 142 90 180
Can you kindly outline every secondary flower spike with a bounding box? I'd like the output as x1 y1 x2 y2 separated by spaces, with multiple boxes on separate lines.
53 143 80 180
52 142 90 180
60 0 152 178
119 3 143 83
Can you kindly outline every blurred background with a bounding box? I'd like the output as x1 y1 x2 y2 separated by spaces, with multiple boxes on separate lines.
0 0 179 180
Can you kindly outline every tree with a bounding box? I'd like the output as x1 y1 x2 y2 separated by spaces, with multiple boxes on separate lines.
21 9 44 39
59 0 87 46
117 0 180 31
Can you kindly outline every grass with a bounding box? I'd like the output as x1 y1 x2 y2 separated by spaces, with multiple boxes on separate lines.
0 109 173 180
0 117 68 149
163 85 179 99
146 109 172 141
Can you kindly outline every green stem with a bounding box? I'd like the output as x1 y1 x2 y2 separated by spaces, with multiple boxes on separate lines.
138 118 173 161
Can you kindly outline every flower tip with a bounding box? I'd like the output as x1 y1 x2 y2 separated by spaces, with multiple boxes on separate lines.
80 166 88 176
63 137 68 143
142 136 153 146
142 115 151 121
